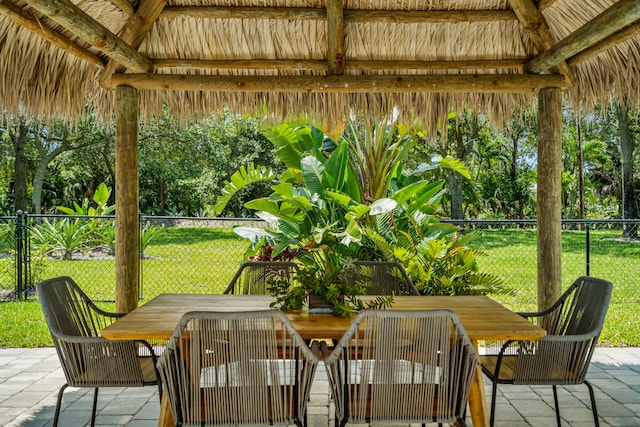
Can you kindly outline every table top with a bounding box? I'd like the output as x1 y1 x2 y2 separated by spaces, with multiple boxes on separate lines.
101 294 546 342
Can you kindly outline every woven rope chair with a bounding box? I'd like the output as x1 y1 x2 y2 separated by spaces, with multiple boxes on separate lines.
322 309 478 427
157 309 320 427
480 276 613 427
223 261 299 294
353 261 420 295
36 276 161 427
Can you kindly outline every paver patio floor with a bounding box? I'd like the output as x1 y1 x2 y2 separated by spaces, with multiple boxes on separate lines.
1 347 639 426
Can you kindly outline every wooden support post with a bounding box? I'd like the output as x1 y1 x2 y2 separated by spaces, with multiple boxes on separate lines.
537 87 562 311
115 86 139 313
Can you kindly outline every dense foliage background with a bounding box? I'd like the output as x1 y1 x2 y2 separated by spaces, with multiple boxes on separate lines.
1 101 638 222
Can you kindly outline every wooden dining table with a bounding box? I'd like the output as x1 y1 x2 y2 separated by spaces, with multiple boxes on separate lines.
101 294 546 427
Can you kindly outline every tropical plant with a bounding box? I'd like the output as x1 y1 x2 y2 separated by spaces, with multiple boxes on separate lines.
57 182 115 216
216 118 483 309
31 218 89 260
365 224 511 296
140 221 160 256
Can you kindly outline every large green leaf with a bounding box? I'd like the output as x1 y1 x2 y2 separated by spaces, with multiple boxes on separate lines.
233 226 274 242
276 145 304 169
438 156 471 179
271 183 295 198
244 198 280 214
215 163 277 214
325 190 354 209
392 180 444 205
93 183 111 206
368 198 397 215
301 156 325 196
408 187 445 215
323 142 350 191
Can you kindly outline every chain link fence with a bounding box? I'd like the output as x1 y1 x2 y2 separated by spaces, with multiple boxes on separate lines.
1 215 638 308
447 219 640 311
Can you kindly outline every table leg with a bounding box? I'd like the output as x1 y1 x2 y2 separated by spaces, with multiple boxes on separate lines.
157 392 175 427
468 340 489 427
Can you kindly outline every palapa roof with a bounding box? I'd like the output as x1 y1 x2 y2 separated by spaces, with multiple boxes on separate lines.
1 0 639 127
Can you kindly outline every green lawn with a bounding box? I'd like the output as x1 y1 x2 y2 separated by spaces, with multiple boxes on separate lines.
1 226 637 347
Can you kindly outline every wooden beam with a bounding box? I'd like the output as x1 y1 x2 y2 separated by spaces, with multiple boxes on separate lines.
100 0 167 88
537 0 558 11
110 0 134 17
110 73 567 93
24 0 152 73
153 59 329 71
507 0 573 81
115 85 139 313
527 0 640 73
344 9 516 23
0 0 104 67
161 6 325 20
568 20 640 67
326 0 344 74
537 87 562 311
152 58 527 71
159 6 517 23
347 59 527 71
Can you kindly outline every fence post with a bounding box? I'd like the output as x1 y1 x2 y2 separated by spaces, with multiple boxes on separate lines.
14 211 30 300
139 212 143 301
585 221 590 276
15 211 22 299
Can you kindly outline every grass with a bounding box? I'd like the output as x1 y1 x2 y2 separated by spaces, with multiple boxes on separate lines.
0 226 638 347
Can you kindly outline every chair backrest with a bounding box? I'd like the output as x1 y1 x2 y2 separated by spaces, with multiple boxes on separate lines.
513 276 613 385
36 276 112 339
157 309 319 427
36 276 146 387
353 261 420 296
536 276 612 338
223 261 299 294
324 309 478 425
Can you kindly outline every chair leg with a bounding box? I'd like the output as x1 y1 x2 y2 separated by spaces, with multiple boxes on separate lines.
552 385 561 427
91 387 99 427
585 380 600 427
53 383 68 427
489 378 498 427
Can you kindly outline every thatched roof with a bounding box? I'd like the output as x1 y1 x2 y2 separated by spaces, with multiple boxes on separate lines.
1 0 639 127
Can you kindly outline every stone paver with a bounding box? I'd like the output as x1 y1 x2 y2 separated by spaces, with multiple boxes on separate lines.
1 347 639 426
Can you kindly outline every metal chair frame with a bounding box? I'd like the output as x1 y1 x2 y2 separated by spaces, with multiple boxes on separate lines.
157 309 320 427
480 276 613 427
352 260 420 296
323 309 478 427
36 276 161 427
223 261 300 295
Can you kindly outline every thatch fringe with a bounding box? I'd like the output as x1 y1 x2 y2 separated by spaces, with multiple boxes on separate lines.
0 0 638 128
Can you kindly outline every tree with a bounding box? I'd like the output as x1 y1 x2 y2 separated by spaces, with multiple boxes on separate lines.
1 114 30 212
616 99 638 238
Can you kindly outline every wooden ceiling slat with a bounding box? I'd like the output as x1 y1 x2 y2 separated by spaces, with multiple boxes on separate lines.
24 0 152 73
347 59 527 71
152 58 526 71
0 0 104 67
153 59 329 71
344 9 516 23
527 0 640 73
111 73 567 93
160 6 324 20
100 0 167 88
159 6 516 23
